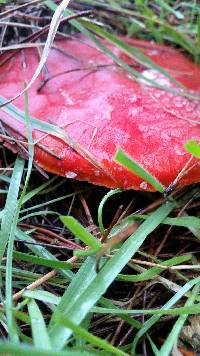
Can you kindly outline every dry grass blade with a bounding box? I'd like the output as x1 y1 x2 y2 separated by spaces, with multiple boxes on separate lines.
0 0 43 20
0 107 117 181
0 0 71 108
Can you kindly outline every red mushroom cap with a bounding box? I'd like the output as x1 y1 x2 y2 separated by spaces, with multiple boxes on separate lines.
0 37 200 191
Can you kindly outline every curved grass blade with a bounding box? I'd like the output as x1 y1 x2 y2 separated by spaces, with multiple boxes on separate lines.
98 189 122 234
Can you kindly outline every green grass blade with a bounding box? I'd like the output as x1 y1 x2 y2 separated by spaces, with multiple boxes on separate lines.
156 283 200 356
4 90 35 342
28 299 51 349
185 139 200 158
1 157 25 342
92 303 200 316
0 341 93 356
57 315 129 356
0 157 25 266
128 214 200 229
21 177 58 205
100 297 142 329
98 189 122 234
18 210 58 222
20 189 85 214
0 175 11 183
115 148 165 192
15 227 74 281
24 290 61 306
13 251 74 270
155 0 184 19
49 201 175 349
73 248 99 257
82 19 185 89
49 257 97 329
60 216 102 249
45 3 200 100
118 254 191 282
132 275 200 353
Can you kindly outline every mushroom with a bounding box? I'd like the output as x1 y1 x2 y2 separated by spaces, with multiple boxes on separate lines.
0 36 200 191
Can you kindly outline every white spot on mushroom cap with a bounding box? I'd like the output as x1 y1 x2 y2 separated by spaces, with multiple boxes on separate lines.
140 69 171 87
174 146 185 156
129 107 143 117
129 94 138 103
173 97 185 108
92 99 113 121
59 89 74 105
65 171 77 178
139 181 148 190
147 49 159 56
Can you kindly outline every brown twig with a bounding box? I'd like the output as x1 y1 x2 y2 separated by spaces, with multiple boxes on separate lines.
19 223 84 250
13 269 57 302
101 205 124 243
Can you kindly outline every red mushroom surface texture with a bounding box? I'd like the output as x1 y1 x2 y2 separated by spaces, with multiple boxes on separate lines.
0 37 200 191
